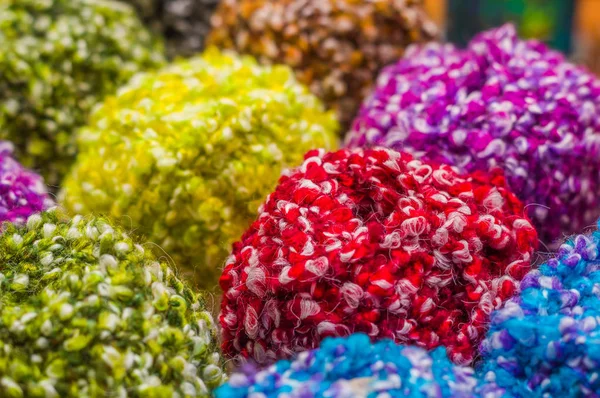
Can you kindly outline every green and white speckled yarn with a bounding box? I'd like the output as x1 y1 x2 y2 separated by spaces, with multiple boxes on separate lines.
0 0 165 186
60 49 339 288
0 209 225 397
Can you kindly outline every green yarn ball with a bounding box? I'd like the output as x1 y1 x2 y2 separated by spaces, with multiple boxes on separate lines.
0 209 225 397
0 0 165 186
60 49 339 288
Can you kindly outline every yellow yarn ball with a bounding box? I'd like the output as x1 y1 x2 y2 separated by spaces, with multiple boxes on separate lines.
60 49 338 288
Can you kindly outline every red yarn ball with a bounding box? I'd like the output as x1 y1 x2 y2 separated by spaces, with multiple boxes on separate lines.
219 148 538 365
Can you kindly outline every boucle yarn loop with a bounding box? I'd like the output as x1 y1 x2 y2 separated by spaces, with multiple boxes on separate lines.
60 49 338 288
0 141 53 224
219 147 537 365
216 333 478 398
346 24 600 245
208 0 437 128
0 209 225 397
478 219 600 397
0 0 164 185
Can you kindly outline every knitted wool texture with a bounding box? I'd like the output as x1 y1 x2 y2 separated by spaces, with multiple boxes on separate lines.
215 333 478 398
0 209 225 397
219 147 538 365
478 220 600 397
122 0 219 58
0 0 165 186
346 24 600 246
60 49 338 288
208 0 437 128
0 141 53 224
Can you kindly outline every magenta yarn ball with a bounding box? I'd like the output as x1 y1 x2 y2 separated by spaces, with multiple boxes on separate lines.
0 141 53 224
346 24 600 245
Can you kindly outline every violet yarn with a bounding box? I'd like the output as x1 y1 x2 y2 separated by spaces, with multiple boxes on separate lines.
0 141 52 224
346 24 600 245
478 220 600 396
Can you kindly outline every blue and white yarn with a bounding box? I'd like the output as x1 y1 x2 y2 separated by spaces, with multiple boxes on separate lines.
215 333 477 398
478 219 600 397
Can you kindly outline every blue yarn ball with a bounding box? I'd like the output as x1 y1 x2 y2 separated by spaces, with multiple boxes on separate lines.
215 333 478 398
478 219 600 397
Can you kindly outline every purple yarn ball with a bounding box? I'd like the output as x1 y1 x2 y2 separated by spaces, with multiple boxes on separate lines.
0 141 53 224
346 24 600 245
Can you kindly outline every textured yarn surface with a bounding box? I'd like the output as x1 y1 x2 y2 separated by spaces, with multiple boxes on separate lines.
0 210 225 397
219 147 538 365
478 220 600 397
346 24 600 246
0 0 165 185
122 0 219 58
215 333 477 398
0 141 53 224
60 49 338 289
208 0 437 128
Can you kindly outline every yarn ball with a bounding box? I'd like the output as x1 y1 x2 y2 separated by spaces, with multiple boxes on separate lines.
219 147 538 365
215 333 478 398
60 49 338 288
208 0 437 128
346 23 600 246
0 209 225 397
0 141 53 224
0 0 165 186
122 0 219 58
478 219 600 396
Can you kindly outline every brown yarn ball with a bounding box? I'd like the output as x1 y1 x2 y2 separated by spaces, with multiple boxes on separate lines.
208 0 437 128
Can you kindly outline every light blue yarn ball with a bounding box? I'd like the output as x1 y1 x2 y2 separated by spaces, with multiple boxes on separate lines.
215 333 478 398
478 219 600 397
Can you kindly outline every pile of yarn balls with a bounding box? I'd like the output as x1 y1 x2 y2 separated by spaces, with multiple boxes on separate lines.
3 0 600 395
0 0 164 185
219 147 538 365
346 23 600 245
60 49 338 288
208 0 437 127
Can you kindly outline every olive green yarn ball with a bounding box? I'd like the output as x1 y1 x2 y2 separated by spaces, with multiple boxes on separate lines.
59 49 339 288
0 209 225 397
0 0 165 186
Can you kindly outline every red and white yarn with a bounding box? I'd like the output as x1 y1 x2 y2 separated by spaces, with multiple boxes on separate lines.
219 148 538 365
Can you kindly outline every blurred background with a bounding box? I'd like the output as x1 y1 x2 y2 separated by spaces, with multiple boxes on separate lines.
424 0 600 72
